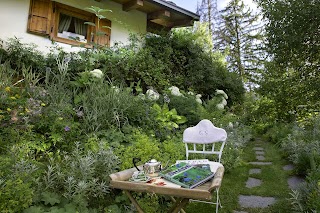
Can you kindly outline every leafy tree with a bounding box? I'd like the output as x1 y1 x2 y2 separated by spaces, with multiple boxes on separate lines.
256 0 320 120
216 0 264 87
256 0 320 74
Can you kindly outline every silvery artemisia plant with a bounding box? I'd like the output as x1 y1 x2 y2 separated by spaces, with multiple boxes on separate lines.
36 142 120 206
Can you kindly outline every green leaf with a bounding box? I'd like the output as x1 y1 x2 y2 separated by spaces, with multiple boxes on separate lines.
98 9 112 13
85 6 100 13
101 26 111 29
84 22 96 26
152 103 161 112
23 206 45 213
176 116 187 124
97 14 106 19
162 104 169 113
64 203 78 213
105 204 121 213
41 191 61 206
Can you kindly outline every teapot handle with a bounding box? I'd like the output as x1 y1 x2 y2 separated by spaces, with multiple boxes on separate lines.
132 157 141 171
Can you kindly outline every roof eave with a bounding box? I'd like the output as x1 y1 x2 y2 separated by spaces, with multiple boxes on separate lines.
147 0 200 21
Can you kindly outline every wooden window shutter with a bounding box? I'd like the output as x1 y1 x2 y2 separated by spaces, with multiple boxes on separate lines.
95 18 111 47
27 0 52 35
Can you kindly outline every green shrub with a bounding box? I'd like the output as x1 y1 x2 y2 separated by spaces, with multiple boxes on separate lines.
0 154 38 212
290 167 320 212
31 142 120 210
281 116 320 175
168 94 201 126
0 178 34 213
0 38 46 77
222 124 252 172
116 130 162 170
264 122 294 145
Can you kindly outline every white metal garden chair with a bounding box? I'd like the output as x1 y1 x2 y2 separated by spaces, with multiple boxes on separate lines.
182 119 227 213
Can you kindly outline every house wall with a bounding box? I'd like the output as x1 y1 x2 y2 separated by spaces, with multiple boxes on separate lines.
0 0 147 53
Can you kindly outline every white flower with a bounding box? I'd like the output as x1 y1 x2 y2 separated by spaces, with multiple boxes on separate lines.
138 93 145 100
90 69 103 78
216 103 225 110
168 86 183 96
195 94 202 104
215 89 228 99
187 91 194 95
146 89 159 100
221 98 227 106
111 86 120 93
228 122 233 129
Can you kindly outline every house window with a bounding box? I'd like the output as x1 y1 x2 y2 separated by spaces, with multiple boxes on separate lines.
53 3 95 45
57 13 89 43
27 0 111 47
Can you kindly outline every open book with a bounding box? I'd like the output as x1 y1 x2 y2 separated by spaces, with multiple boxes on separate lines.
159 162 215 189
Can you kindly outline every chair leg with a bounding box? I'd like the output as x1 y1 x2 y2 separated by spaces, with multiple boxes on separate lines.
215 188 222 213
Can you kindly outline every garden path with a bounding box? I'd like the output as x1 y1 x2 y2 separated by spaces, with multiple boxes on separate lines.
233 138 304 213
186 137 305 213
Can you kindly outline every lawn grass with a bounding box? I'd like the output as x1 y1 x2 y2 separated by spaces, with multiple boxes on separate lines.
185 138 293 213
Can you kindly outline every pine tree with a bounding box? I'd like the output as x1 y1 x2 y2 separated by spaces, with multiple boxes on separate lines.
215 0 264 88
196 0 218 36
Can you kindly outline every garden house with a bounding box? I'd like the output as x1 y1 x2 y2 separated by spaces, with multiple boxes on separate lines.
0 0 199 53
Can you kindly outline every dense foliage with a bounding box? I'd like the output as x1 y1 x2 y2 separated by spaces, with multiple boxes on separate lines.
0 31 250 212
256 0 320 121
247 1 320 211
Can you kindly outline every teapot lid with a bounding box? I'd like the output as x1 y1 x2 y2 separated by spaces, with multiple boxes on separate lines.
147 159 160 166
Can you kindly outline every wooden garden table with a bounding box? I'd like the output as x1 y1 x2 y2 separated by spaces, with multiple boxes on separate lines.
109 162 224 213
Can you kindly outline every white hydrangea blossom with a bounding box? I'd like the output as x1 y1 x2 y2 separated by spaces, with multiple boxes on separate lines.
216 103 225 110
168 86 183 96
146 89 159 100
221 98 227 106
215 89 228 99
187 91 194 95
90 69 103 78
195 94 202 104
138 93 145 100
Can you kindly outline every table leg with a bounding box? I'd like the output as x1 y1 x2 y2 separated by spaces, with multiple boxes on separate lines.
168 198 189 213
170 197 186 213
124 190 144 213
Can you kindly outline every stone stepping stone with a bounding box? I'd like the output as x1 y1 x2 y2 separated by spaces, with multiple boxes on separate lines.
253 147 264 151
288 176 305 190
283 164 294 171
256 155 266 161
255 151 265 155
238 195 276 208
249 162 272 165
246 177 262 188
249 168 261 174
